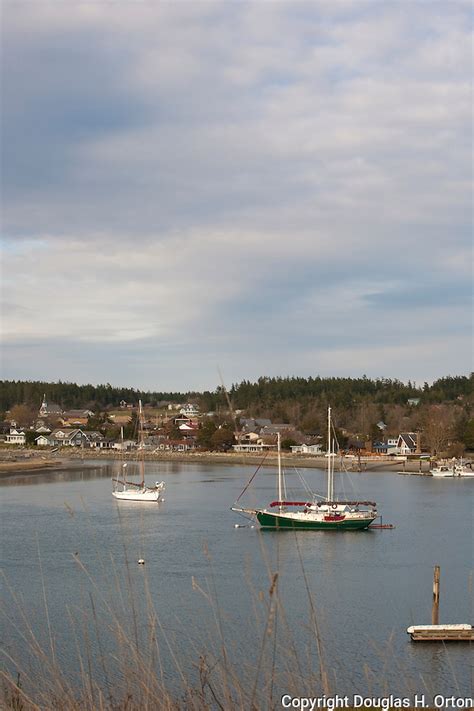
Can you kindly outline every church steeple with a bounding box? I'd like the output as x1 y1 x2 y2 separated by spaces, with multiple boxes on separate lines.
39 394 47 416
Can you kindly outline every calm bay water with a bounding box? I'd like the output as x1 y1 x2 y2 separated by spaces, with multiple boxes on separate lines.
1 459 473 704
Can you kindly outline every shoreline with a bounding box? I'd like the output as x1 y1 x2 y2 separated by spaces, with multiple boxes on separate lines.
0 448 444 476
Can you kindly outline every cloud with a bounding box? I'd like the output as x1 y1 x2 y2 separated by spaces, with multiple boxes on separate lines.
1 1 472 389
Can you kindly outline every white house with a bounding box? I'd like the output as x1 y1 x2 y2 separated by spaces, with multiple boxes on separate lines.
290 443 323 455
397 433 418 455
180 403 200 417
6 428 26 445
232 443 273 453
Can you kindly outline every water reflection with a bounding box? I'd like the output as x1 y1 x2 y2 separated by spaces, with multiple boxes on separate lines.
0 462 112 486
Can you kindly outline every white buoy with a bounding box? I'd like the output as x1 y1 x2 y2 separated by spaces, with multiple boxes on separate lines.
250 525 255 529
138 558 145 565
161 498 165 502
234 523 240 528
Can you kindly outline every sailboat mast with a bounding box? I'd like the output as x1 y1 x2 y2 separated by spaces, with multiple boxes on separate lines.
138 400 145 488
120 426 125 484
327 406 333 501
277 431 283 511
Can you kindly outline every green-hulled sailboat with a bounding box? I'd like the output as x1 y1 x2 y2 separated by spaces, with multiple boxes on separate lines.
233 407 378 530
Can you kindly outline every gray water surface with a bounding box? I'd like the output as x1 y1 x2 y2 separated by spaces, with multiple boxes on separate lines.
1 460 472 703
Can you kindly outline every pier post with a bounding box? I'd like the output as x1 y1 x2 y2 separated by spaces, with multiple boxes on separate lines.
431 565 440 625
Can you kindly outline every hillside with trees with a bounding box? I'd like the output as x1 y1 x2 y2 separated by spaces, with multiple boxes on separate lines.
0 380 185 413
1 374 473 452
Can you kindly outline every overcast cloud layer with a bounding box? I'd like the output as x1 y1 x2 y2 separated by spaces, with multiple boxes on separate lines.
1 1 472 391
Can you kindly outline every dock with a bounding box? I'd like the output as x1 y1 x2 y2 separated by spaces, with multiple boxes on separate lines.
407 565 473 642
407 624 474 642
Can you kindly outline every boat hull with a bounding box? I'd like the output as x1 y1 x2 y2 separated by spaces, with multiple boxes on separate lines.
256 510 375 530
112 489 163 502
430 469 454 477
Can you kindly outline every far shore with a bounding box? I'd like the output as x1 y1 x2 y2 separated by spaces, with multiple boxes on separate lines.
0 447 453 476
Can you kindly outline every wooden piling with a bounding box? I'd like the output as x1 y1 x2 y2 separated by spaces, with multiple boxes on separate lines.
431 565 440 625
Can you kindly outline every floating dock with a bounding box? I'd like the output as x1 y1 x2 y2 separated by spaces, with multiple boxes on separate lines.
407 624 474 642
407 565 473 642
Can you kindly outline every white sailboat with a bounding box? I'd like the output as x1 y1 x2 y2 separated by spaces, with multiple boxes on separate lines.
233 407 378 530
112 401 165 502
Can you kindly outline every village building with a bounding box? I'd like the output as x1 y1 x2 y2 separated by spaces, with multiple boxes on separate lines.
37 429 90 447
157 438 196 452
112 439 136 451
373 437 399 455
39 395 63 417
290 443 323 455
397 432 420 455
179 403 200 417
232 443 273 453
6 428 26 445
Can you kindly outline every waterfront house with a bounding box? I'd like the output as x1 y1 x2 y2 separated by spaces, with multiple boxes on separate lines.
95 438 116 450
373 437 399 455
6 428 26 445
397 432 418 455
290 443 323 455
86 432 105 447
47 429 90 447
232 443 273 453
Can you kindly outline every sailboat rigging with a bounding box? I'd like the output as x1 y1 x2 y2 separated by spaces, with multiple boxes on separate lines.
112 400 165 503
232 406 378 530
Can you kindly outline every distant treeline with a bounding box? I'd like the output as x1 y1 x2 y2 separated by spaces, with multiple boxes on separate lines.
0 380 186 413
1 374 472 414
225 374 474 410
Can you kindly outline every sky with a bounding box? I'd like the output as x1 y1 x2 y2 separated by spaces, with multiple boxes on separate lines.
1 0 472 392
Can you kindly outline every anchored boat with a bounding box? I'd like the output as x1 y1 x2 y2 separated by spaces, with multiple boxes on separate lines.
431 458 474 478
112 400 165 503
233 407 378 530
